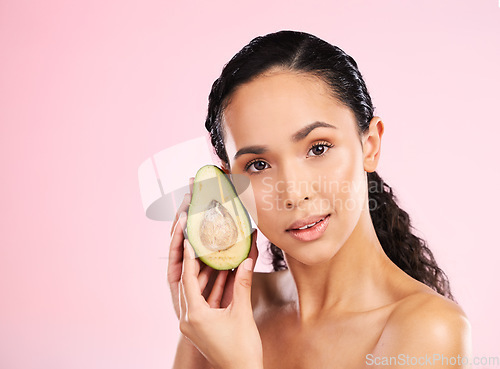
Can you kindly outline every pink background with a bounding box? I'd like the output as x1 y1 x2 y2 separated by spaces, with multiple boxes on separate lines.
1 0 499 368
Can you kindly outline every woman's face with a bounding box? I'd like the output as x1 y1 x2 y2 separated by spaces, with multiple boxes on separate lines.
222 71 376 266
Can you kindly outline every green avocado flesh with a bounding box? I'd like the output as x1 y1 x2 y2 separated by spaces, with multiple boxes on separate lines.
187 165 252 270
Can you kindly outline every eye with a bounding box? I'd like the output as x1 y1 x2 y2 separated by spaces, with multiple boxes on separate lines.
307 141 333 157
244 159 270 173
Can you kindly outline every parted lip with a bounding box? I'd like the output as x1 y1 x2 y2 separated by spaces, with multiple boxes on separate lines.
286 214 330 231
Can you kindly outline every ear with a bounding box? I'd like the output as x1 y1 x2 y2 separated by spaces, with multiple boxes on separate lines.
362 116 384 173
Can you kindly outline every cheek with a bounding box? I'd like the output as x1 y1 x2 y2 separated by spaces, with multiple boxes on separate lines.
231 173 257 222
234 176 281 232
253 183 280 227
324 148 367 215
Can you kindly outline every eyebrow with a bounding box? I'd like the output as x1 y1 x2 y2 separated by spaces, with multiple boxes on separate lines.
292 121 337 142
234 145 269 160
233 121 337 160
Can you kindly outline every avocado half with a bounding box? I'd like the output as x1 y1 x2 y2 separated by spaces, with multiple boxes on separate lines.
186 165 252 270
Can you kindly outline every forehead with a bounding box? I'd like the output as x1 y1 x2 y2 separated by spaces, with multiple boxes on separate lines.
224 71 338 125
222 71 357 152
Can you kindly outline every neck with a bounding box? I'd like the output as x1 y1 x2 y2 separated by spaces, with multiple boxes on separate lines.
284 206 398 324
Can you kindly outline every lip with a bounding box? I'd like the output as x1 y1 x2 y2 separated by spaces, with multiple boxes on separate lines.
287 214 329 231
286 214 330 242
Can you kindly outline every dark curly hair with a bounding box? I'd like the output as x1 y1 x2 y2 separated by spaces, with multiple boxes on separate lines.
204 30 454 301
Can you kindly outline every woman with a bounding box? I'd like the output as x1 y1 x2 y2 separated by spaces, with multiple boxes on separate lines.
168 30 471 369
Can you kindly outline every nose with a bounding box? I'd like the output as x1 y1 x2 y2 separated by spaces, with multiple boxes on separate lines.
285 195 309 210
277 163 313 210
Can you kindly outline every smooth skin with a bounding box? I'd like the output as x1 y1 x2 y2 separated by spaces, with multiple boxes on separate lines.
168 70 471 369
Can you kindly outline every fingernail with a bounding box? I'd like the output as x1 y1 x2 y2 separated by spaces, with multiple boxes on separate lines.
243 258 253 271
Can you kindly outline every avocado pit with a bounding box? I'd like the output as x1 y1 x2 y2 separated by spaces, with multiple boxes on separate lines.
199 200 238 251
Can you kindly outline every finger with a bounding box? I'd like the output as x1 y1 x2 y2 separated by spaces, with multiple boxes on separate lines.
207 270 229 308
170 193 192 236
167 212 187 284
221 270 236 308
179 274 187 320
181 240 205 309
197 264 213 292
231 258 254 314
189 177 194 195
201 267 219 300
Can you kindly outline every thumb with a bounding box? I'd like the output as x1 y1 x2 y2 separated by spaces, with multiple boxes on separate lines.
232 258 254 313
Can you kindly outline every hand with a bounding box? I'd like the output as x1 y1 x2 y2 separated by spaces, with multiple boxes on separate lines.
167 177 194 320
179 233 263 369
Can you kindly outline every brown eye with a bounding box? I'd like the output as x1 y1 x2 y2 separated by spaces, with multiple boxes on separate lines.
312 145 325 155
307 143 332 157
253 161 267 170
245 159 270 173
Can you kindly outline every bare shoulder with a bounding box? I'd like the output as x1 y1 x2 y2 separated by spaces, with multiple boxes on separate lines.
387 290 470 335
373 289 472 365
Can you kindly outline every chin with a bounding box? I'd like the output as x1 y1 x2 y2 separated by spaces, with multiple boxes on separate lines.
284 240 341 267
